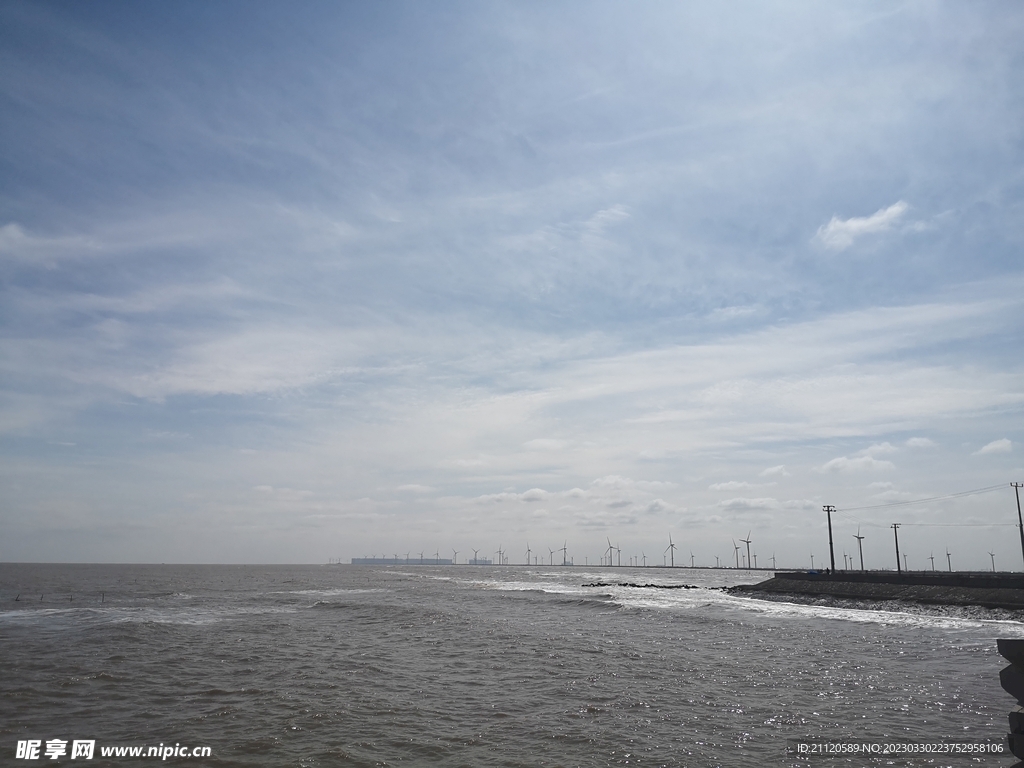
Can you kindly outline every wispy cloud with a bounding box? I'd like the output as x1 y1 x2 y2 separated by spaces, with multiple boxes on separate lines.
814 201 909 251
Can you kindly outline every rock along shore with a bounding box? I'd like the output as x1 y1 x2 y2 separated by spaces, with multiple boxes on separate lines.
730 570 1024 610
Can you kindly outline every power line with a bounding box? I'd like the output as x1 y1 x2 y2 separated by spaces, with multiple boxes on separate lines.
901 522 1016 527
838 484 1006 512
831 484 1011 528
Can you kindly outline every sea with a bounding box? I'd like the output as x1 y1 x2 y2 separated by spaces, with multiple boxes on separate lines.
2 563 1022 767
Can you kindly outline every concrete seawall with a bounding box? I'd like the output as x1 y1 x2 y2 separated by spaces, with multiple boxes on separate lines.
730 571 1024 610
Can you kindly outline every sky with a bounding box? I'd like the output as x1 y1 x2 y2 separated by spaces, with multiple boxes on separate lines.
1 1 1023 568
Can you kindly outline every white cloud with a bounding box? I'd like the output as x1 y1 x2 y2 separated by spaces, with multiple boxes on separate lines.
814 201 909 250
859 442 898 456
635 479 678 490
592 475 633 489
397 484 435 493
759 465 790 477
905 437 935 448
520 488 549 502
819 456 895 473
975 438 1012 455
708 480 776 491
709 480 752 490
584 205 630 235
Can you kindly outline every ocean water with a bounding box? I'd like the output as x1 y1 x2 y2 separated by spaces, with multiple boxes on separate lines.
1 563 1021 767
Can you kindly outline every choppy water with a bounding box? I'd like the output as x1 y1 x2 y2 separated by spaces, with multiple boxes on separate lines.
1 564 1021 766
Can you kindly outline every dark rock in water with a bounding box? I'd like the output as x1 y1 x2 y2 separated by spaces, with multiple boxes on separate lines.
581 582 701 589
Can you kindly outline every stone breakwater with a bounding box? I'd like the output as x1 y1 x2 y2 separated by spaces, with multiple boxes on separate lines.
729 570 1024 610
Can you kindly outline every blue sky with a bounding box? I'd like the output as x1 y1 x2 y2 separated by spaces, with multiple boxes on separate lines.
2 1 1022 567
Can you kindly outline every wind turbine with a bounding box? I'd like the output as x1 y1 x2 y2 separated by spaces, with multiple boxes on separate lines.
770 553 776 569
525 543 531 565
452 549 458 565
642 551 647 567
472 548 479 564
990 552 996 572
616 545 622 567
560 541 569 566
548 548 555 566
752 553 757 569
732 540 741 569
929 552 935 571
606 538 615 567
435 549 440 564
740 532 752 572
946 548 952 571
418 551 424 564
690 551 695 568
665 534 677 568
853 528 865 571
810 553 815 569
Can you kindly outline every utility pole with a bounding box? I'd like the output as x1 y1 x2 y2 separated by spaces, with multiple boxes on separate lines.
824 506 836 573
892 523 901 573
854 528 865 571
1013 482 1024 570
